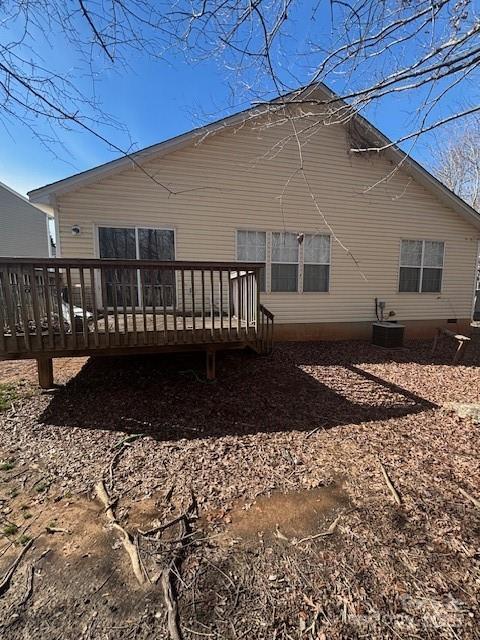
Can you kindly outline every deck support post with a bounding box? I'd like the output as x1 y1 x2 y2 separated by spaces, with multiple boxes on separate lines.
206 349 216 381
37 358 53 389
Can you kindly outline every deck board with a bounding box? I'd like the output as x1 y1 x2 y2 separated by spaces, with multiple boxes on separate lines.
1 313 255 358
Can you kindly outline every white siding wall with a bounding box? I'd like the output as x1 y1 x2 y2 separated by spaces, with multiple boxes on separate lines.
0 185 49 257
55 116 480 324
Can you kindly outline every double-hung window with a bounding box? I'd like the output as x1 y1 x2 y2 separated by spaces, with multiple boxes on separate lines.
399 239 444 293
271 232 299 292
303 234 330 292
236 230 266 291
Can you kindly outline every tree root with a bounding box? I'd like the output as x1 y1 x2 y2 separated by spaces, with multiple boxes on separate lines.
95 480 147 586
0 539 33 596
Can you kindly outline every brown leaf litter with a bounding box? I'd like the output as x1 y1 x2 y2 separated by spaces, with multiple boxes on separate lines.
0 339 478 639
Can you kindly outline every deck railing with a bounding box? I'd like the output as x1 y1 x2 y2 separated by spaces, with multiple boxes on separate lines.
0 258 273 357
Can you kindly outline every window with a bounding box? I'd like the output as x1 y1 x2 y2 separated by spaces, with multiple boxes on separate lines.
138 228 175 261
399 239 444 293
98 227 174 261
272 232 299 292
303 234 330 292
137 229 175 306
98 227 136 260
235 229 332 293
236 230 266 291
98 227 175 306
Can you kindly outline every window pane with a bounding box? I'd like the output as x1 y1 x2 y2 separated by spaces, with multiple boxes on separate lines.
104 268 138 307
399 267 420 292
237 230 266 262
303 264 329 292
423 241 444 267
99 228 137 306
99 227 136 259
304 235 330 264
422 268 442 292
400 240 422 266
271 263 298 292
272 232 298 263
237 230 247 247
137 229 175 307
138 229 175 261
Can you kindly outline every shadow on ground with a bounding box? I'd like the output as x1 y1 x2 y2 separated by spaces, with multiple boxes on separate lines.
39 341 442 441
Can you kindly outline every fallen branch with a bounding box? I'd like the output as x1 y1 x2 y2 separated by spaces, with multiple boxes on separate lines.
305 423 327 439
293 513 342 545
95 480 146 586
18 563 34 606
459 487 480 509
45 526 71 534
161 563 182 640
0 538 33 595
160 495 197 640
139 513 188 537
139 493 198 537
379 461 402 506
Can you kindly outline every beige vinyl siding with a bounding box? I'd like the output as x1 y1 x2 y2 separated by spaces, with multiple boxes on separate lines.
56 113 479 324
0 184 49 257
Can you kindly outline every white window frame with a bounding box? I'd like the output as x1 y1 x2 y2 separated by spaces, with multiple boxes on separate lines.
235 230 267 291
235 229 333 293
302 234 331 293
271 231 300 293
235 230 266 262
94 224 176 308
398 239 444 293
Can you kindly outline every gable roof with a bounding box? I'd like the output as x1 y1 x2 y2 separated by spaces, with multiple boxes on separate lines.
0 181 50 216
27 84 480 231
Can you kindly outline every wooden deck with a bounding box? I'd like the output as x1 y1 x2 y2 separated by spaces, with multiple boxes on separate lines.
0 258 274 386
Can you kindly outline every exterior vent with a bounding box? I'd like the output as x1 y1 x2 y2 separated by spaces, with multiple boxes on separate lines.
372 322 405 348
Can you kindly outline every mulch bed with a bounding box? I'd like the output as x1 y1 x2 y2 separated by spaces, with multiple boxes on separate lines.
0 340 478 639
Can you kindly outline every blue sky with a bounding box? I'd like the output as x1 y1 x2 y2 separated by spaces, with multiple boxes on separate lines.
0 2 475 196
0 54 234 195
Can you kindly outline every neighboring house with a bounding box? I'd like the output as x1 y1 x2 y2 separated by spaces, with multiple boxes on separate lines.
0 181 51 257
28 84 480 341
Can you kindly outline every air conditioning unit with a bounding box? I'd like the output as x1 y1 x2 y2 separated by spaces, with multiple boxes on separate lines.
372 322 405 348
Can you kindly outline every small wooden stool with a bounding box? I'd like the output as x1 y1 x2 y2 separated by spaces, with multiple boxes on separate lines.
431 328 471 363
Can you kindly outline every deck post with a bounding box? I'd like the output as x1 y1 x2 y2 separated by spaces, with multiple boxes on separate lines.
206 349 216 381
37 358 54 389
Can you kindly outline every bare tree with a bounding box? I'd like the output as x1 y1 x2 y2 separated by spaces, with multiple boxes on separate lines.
2 1 478 279
433 117 480 210
0 1 171 167
164 0 480 152
1 1 479 158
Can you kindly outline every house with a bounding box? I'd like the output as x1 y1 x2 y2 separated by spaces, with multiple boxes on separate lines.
1 84 479 387
0 181 51 257
27 85 480 341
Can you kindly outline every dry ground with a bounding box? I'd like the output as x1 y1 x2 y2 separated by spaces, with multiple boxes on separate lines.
0 339 479 639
